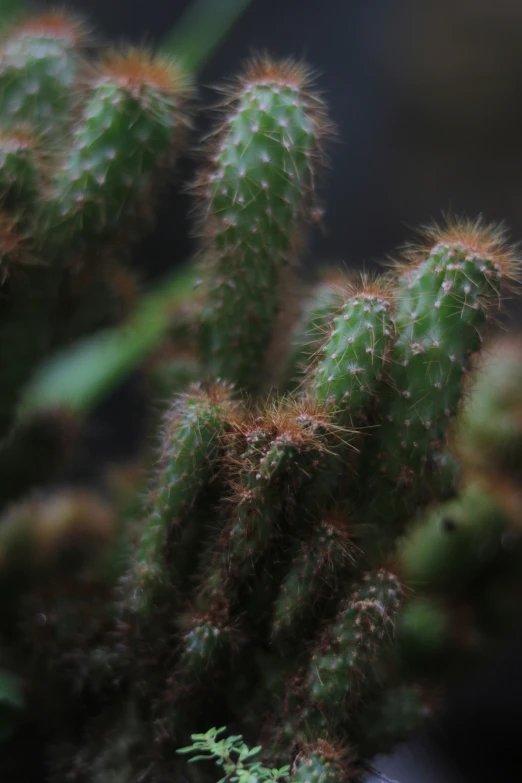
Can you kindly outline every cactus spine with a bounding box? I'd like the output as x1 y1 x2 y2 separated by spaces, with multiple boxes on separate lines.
44 50 191 258
128 383 235 618
198 58 329 388
0 11 85 134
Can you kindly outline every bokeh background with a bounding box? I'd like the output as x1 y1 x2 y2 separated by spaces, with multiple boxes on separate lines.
30 1 522 781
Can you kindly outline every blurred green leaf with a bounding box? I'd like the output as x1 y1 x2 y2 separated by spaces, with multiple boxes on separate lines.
20 265 198 418
161 0 253 72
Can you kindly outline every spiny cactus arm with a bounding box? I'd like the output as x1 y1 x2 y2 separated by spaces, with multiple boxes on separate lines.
196 429 287 607
376 219 519 490
307 569 403 715
397 484 507 591
43 49 191 257
310 279 394 421
294 279 394 521
271 512 354 642
0 10 86 134
198 56 330 388
127 383 235 617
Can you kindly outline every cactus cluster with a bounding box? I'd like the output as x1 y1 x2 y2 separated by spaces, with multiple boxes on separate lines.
1 7 522 783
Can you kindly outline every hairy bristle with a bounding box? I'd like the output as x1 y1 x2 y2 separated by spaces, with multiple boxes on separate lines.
344 271 396 303
0 128 35 150
97 49 191 96
319 266 357 290
161 381 236 431
392 215 521 287
239 53 313 91
313 737 354 763
225 396 352 471
10 11 88 47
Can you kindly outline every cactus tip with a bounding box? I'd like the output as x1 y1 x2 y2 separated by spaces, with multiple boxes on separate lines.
395 214 521 287
97 48 192 96
7 10 88 47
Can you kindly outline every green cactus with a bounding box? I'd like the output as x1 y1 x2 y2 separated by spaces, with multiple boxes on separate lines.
362 222 518 527
271 512 354 642
43 49 190 258
0 10 85 134
307 569 403 712
127 382 235 618
1 9 522 783
198 57 330 388
310 279 394 419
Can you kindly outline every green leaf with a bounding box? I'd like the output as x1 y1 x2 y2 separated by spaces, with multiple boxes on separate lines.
20 265 198 418
160 0 253 72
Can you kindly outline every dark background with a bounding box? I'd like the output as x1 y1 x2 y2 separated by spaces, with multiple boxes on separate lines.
32 1 522 781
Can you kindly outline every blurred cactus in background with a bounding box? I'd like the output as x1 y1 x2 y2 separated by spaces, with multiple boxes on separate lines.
2 4 522 783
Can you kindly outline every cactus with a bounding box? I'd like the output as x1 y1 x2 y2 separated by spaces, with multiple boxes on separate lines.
43 49 190 259
197 57 330 389
307 569 403 713
126 382 236 618
0 11 86 134
1 8 522 783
